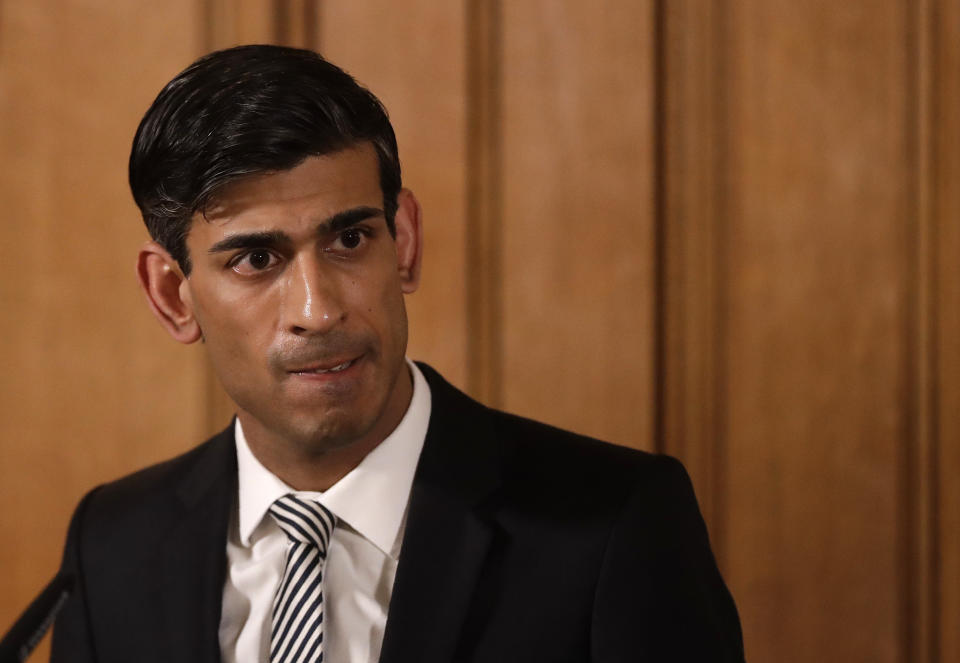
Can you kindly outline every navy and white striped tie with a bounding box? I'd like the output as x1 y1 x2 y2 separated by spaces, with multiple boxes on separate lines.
268 494 336 663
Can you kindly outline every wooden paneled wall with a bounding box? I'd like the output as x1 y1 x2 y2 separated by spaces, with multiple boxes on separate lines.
659 2 959 661
0 2 956 662
0 3 211 660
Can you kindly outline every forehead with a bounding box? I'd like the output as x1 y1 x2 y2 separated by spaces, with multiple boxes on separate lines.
199 143 382 231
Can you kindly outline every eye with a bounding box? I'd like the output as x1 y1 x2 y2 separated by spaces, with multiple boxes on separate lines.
330 226 372 253
340 228 364 249
230 249 280 274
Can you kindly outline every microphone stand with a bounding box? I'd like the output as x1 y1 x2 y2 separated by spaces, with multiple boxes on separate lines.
0 573 73 663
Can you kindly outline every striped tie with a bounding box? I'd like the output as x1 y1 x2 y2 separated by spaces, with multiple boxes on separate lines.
268 494 336 663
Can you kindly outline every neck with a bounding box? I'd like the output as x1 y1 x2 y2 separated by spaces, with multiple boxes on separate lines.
251 433 382 492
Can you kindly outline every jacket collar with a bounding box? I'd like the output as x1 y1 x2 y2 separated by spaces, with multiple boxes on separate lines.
379 363 507 663
160 424 236 663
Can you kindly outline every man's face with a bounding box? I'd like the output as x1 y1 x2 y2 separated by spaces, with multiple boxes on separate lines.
179 144 419 453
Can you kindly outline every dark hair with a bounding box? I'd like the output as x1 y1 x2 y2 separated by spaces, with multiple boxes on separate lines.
129 44 401 274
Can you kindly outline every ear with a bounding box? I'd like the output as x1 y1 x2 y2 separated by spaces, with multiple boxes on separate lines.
136 242 202 344
393 188 423 294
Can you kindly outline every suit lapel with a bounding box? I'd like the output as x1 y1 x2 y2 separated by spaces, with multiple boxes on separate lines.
158 426 236 663
379 365 506 663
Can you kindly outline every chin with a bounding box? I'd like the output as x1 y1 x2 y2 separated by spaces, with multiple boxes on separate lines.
284 411 381 455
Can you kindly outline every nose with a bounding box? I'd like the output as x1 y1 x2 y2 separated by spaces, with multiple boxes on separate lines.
280 253 346 335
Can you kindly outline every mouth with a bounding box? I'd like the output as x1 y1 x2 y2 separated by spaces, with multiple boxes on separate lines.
289 356 360 376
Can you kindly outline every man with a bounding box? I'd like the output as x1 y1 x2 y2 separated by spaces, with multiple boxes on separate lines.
51 45 744 662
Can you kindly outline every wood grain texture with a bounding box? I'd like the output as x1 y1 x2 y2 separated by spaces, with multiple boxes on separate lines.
665 1 913 661
0 0 206 650
500 0 657 450
204 0 274 48
658 0 728 541
932 2 960 660
906 0 937 658
662 2 959 662
320 0 470 391
273 0 318 48
464 0 504 405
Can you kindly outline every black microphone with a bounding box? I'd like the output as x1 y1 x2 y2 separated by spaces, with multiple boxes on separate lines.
0 572 73 663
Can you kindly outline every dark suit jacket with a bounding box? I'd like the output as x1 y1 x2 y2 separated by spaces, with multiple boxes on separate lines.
51 364 744 662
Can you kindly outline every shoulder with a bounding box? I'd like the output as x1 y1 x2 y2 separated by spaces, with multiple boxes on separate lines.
67 425 235 549
490 406 690 512
493 405 669 476
418 361 688 512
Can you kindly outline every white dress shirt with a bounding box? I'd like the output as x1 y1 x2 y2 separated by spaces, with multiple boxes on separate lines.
218 360 432 663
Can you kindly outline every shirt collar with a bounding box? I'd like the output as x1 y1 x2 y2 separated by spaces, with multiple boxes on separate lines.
235 359 432 559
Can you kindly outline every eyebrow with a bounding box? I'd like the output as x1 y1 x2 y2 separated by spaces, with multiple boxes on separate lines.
328 206 384 232
207 206 384 254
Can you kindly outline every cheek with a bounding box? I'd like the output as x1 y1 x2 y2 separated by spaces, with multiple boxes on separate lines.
192 289 273 363
376 277 409 352
346 265 407 346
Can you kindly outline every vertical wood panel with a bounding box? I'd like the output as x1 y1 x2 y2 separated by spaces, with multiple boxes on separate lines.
907 1 937 659
932 2 960 660
724 2 908 659
659 0 728 538
663 1 921 661
204 0 274 48
0 0 206 650
464 0 504 405
273 0 318 48
500 0 657 450
320 0 470 390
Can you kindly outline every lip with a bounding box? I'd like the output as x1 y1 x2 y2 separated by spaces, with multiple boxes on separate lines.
287 354 363 377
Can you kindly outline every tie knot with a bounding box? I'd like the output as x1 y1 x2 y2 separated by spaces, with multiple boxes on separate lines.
268 494 336 553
